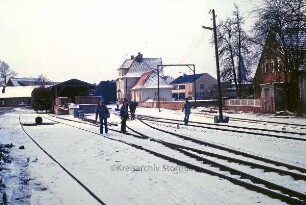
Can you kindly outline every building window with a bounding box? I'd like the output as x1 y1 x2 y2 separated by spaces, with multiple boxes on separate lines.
178 93 185 99
172 93 178 100
173 85 179 90
196 93 204 99
277 57 282 72
200 84 204 89
179 85 185 89
271 60 275 73
265 61 269 73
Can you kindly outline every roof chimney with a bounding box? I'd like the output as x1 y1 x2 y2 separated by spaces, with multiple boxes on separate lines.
136 52 143 62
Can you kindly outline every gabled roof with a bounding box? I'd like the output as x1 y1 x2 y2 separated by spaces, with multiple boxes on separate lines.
254 30 306 83
171 73 208 84
276 31 306 49
7 77 38 86
7 77 57 86
125 58 162 78
49 79 96 98
119 59 134 69
51 79 95 88
118 53 163 78
130 71 171 90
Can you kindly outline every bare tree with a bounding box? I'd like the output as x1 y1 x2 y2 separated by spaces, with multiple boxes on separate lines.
0 60 17 93
217 19 238 94
216 4 254 98
252 0 306 113
36 74 50 87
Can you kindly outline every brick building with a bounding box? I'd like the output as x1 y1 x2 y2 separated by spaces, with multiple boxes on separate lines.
253 31 306 113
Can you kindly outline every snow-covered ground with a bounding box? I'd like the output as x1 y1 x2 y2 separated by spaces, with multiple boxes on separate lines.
1 106 305 205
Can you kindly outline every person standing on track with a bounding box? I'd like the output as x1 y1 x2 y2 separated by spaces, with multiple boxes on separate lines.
182 98 191 125
120 102 129 134
129 101 138 120
95 100 110 135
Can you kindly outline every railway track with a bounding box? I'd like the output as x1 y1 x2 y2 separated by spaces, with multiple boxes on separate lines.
128 124 306 180
45 114 306 204
18 114 107 205
137 115 306 142
196 111 306 128
139 114 306 136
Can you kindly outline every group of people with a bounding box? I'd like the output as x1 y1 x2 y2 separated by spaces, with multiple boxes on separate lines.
95 99 138 135
95 98 192 135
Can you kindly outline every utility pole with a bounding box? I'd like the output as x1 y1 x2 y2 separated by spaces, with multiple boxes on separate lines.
202 9 223 122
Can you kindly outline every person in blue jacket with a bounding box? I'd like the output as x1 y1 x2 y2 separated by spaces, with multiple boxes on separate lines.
120 102 129 134
95 101 110 135
182 98 191 125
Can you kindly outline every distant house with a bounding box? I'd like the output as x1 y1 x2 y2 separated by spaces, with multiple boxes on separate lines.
130 71 172 102
0 86 34 107
7 77 56 87
210 82 254 99
253 32 285 111
170 73 216 100
31 78 97 113
116 52 171 102
1 76 57 107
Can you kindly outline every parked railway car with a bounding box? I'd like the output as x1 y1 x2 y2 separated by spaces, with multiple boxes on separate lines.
31 87 52 112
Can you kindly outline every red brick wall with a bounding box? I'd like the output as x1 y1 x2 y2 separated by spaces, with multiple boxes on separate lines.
75 96 101 104
139 100 219 110
139 101 183 110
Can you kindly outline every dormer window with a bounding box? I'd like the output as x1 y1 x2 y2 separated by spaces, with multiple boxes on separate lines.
277 57 282 72
271 60 275 73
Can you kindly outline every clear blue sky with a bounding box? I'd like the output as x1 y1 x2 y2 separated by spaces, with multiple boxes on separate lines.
0 0 261 83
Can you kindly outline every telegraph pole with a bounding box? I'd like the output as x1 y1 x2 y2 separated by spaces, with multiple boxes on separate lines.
202 9 223 122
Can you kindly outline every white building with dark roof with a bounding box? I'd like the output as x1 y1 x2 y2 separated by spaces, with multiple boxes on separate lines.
116 52 171 102
130 71 172 102
0 86 35 107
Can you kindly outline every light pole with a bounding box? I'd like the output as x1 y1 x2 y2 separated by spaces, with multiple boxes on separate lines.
125 76 128 100
202 9 223 122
